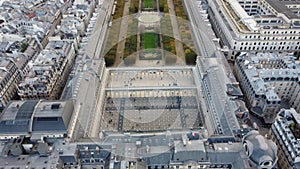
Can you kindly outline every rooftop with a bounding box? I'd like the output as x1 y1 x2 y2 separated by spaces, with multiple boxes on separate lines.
0 100 38 135
32 100 74 133
0 100 74 137
265 0 300 19
198 57 241 137
275 108 300 157
207 142 251 169
236 52 300 99
243 130 277 168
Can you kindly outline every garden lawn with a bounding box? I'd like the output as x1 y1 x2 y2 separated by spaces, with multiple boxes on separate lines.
144 0 154 8
144 33 157 49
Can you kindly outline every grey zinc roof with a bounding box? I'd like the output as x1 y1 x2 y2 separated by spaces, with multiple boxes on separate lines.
144 152 171 166
200 57 241 137
32 116 67 132
207 142 251 169
260 69 300 80
208 152 249 169
173 140 207 163
243 130 277 166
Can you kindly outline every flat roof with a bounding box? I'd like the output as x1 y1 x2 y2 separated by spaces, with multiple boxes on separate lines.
34 101 67 117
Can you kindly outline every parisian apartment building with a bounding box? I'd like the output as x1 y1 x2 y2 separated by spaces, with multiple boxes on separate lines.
234 52 300 124
207 0 300 60
17 40 75 100
270 108 300 169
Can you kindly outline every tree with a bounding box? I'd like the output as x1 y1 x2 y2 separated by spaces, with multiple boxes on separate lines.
185 49 191 55
105 55 115 66
185 51 197 65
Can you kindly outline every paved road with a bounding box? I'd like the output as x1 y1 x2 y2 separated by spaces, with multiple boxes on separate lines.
184 0 216 57
86 0 114 59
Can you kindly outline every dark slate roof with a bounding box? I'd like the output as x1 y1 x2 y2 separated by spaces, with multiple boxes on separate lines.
173 151 207 163
59 155 77 163
15 100 38 120
295 162 300 169
113 162 121 169
0 120 29 134
32 117 67 132
0 100 38 134
32 100 74 133
208 152 246 169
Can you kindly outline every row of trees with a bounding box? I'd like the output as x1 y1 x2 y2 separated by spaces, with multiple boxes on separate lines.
162 35 176 55
159 0 169 13
183 44 197 65
129 0 139 14
124 18 138 55
124 35 138 57
173 0 188 20
104 0 126 66
123 17 139 65
114 1 126 19
173 0 197 65
105 45 117 66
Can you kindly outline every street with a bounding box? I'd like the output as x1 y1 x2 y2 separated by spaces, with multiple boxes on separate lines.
85 0 114 59
184 0 217 57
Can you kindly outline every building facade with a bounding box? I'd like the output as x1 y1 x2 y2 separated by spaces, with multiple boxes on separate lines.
0 58 21 111
207 0 300 60
270 108 300 169
234 52 300 124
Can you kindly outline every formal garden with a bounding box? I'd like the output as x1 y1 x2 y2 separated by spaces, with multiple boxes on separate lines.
104 0 198 66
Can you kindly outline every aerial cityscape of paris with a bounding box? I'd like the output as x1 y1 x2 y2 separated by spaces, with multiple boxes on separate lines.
0 0 299 168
